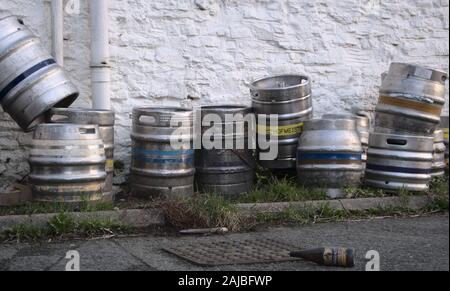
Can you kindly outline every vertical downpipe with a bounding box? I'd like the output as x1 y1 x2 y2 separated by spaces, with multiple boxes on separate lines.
89 0 111 110
51 0 64 66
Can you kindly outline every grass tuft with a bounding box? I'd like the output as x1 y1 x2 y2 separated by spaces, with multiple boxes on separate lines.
161 194 254 232
1 212 133 242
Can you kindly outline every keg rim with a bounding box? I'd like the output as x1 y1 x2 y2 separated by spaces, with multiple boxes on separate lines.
249 74 310 91
198 104 251 112
51 107 114 114
389 62 448 77
133 106 192 113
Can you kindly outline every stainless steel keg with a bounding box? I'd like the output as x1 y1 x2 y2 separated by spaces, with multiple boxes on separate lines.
297 116 363 198
0 16 78 130
250 74 312 169
440 116 449 173
47 108 115 201
130 107 194 198
29 124 106 202
431 130 446 177
195 105 255 196
365 132 433 191
376 63 448 136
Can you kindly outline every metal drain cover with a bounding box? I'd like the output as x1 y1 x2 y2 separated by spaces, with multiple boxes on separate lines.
162 237 300 266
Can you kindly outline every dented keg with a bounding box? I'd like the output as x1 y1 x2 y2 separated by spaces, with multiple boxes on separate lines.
431 130 446 177
130 107 194 198
29 124 106 202
0 16 78 130
47 108 115 201
195 105 255 196
441 116 449 173
250 74 312 169
297 116 363 198
376 63 448 136
365 132 433 191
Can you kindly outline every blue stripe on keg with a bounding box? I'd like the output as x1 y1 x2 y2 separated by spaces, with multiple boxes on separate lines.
366 163 431 174
297 152 362 160
132 156 193 165
0 59 56 101
132 148 194 156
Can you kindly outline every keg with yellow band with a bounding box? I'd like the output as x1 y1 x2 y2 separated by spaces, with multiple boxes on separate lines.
257 122 304 137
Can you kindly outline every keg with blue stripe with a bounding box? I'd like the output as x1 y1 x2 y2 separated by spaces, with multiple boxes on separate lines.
376 63 448 136
365 132 433 191
130 107 194 198
250 74 312 170
0 16 78 130
297 116 363 198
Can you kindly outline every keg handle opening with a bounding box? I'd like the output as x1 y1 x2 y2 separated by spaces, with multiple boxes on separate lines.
138 114 158 125
79 128 96 134
386 138 407 146
49 114 69 123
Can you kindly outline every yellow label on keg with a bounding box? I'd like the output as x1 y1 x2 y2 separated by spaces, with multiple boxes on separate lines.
257 122 304 136
379 96 442 115
443 128 449 140
106 159 114 170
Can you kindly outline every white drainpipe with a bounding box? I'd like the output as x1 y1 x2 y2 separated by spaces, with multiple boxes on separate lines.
51 0 64 66
89 0 111 110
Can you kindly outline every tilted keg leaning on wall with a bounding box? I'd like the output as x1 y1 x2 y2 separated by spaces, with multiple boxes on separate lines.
46 108 115 201
431 129 446 177
29 124 106 202
375 63 448 136
250 74 313 170
297 116 363 198
440 116 449 173
365 132 434 191
195 105 255 196
0 16 78 130
130 107 194 198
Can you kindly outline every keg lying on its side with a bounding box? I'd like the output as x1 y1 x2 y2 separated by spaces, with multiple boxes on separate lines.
0 16 78 130
297 116 363 198
195 105 255 196
130 107 194 198
29 124 106 202
441 116 449 173
431 130 446 177
47 108 115 201
376 63 448 136
251 74 313 170
365 132 433 192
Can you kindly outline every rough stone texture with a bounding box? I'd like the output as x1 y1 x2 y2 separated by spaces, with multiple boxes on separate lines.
1 0 449 185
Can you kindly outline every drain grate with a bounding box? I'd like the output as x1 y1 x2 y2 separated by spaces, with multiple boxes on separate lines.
162 237 300 266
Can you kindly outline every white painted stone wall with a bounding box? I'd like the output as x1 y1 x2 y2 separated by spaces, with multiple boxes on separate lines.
1 0 449 185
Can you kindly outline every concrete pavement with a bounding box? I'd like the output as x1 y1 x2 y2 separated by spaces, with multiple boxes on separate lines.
0 214 448 271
